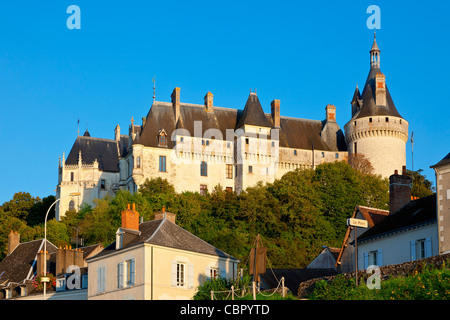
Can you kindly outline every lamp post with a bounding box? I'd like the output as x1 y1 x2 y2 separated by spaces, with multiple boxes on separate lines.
42 192 81 300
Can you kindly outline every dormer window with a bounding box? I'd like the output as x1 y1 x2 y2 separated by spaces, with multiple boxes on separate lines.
158 129 167 147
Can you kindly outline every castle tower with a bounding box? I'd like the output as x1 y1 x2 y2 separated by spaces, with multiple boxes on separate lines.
344 34 409 178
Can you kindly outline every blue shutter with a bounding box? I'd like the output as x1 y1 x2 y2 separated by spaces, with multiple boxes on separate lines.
410 241 416 261
118 262 123 288
130 259 136 285
97 268 101 293
377 249 383 266
363 252 368 270
425 238 432 258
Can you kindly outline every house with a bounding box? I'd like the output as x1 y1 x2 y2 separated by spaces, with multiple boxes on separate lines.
86 204 240 300
0 230 103 300
334 205 389 273
430 152 450 254
353 167 438 269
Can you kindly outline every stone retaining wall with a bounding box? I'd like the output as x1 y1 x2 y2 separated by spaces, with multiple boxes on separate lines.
297 253 450 299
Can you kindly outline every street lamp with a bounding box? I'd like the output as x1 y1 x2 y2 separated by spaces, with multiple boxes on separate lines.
43 192 81 300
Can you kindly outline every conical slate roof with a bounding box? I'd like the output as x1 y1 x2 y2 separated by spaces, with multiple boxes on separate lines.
235 92 273 129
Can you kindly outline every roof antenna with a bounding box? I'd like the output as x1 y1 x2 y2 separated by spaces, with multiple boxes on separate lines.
152 76 156 102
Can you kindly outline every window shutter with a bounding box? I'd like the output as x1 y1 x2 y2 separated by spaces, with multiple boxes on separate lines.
171 261 177 287
410 241 416 261
188 263 194 289
425 238 432 258
363 252 368 270
220 268 227 279
130 259 136 285
102 267 106 292
205 266 211 280
377 249 383 266
97 268 101 293
118 262 124 288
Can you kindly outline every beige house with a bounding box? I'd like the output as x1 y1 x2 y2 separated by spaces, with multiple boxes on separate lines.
86 204 240 300
431 152 450 254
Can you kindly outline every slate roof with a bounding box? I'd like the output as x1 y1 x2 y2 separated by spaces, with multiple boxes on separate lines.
259 268 337 296
135 94 347 152
356 205 389 228
431 152 450 168
358 194 437 243
0 239 57 287
352 66 403 120
65 134 120 172
92 218 238 261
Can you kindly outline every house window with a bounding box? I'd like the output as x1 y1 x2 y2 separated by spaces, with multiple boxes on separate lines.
97 266 106 293
226 164 233 179
118 259 135 288
56 278 66 292
200 184 207 195
200 161 208 176
177 263 185 287
210 268 219 279
335 153 339 159
248 166 253 174
136 156 141 168
416 239 426 260
225 187 233 192
321 152 325 158
159 156 166 172
70 172 74 182
100 179 106 190
369 251 378 266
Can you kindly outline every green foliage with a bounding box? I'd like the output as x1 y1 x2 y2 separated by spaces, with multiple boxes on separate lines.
0 161 404 269
307 263 450 300
407 169 435 198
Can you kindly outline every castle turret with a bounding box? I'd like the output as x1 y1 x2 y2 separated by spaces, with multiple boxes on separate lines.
344 34 409 178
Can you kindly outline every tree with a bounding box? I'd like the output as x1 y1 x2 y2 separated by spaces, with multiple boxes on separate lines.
1 192 40 220
348 153 374 175
407 169 435 198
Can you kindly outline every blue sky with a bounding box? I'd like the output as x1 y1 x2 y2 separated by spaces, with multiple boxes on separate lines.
1 1 449 204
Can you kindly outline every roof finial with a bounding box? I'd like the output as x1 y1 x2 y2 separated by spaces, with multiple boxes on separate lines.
152 76 156 102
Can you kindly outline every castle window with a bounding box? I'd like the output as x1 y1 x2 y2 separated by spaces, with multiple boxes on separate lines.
70 172 74 182
294 150 297 156
354 121 357 126
180 137 184 143
248 166 253 174
272 141 275 147
158 130 167 147
369 118 372 123
69 200 75 211
335 153 339 159
227 142 231 148
385 117 389 122
200 161 208 176
226 164 233 179
159 156 166 172
100 179 106 190
136 157 141 168
200 184 207 195
245 138 249 145
321 152 325 158
354 142 358 154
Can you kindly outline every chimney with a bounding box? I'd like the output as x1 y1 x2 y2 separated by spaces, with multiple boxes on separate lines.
121 203 140 230
36 250 49 276
375 72 386 107
154 206 176 224
114 124 121 141
204 92 214 113
171 87 181 124
56 246 84 276
389 165 411 214
7 231 20 255
271 99 280 127
325 104 336 122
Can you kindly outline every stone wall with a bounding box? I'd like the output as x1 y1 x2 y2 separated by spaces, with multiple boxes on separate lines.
297 253 450 299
